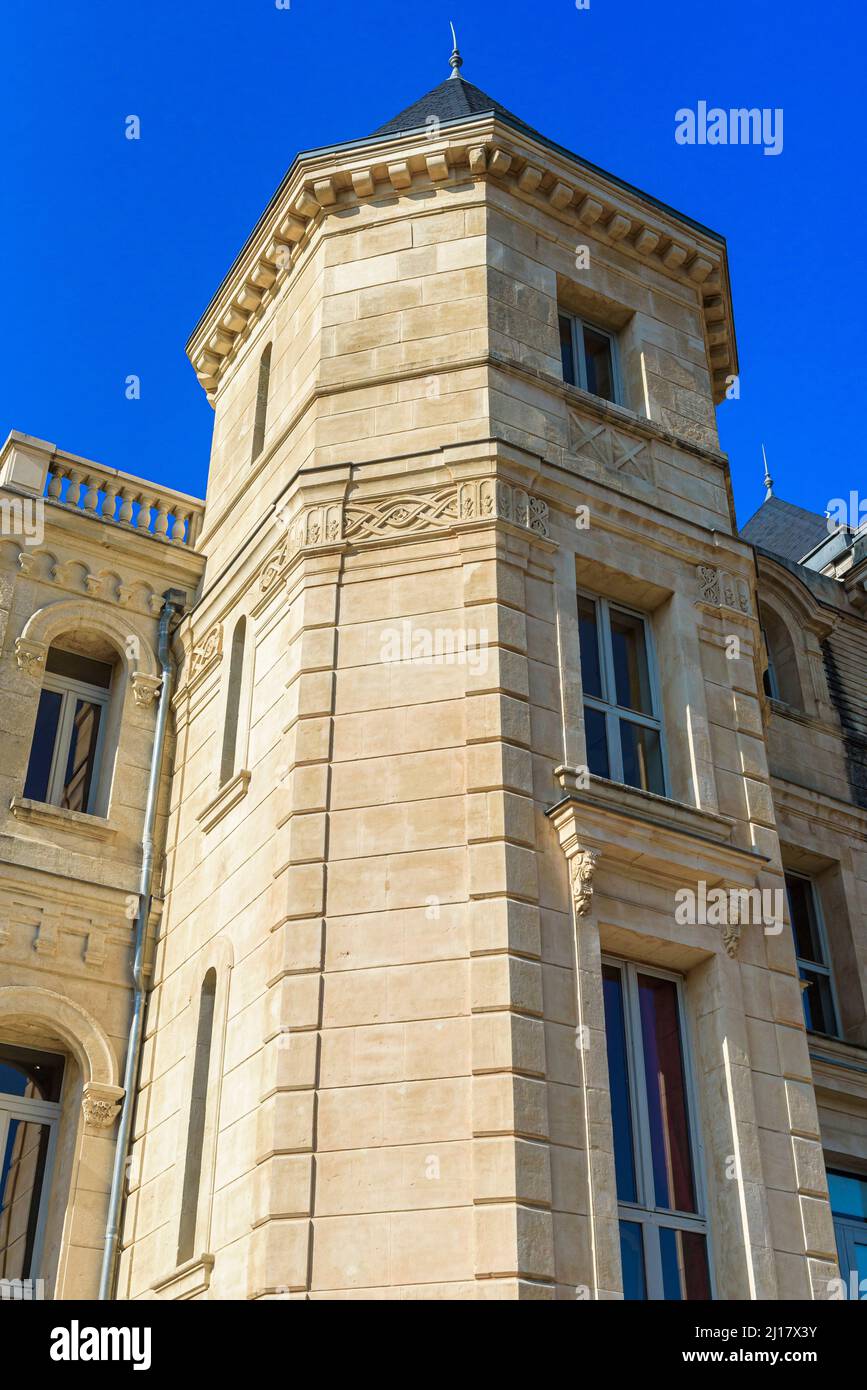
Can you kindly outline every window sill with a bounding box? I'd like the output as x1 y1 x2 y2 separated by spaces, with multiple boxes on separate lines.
196 769 251 834
9 796 116 842
150 1252 214 1301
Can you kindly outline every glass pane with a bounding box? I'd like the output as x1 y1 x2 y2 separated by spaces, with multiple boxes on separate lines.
60 699 102 813
660 1227 711 1300
577 596 603 698
610 609 654 713
798 967 837 1036
559 315 576 386
785 874 825 965
620 720 665 795
828 1172 867 1222
584 706 609 779
582 325 616 402
22 688 63 803
45 647 112 688
0 1045 65 1103
0 1118 51 1279
637 973 697 1213
619 1220 646 1300
602 964 637 1202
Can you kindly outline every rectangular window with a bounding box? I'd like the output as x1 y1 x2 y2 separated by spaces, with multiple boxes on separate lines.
578 593 666 795
23 649 112 816
559 313 620 404
0 1044 64 1282
828 1170 867 1296
602 960 711 1300
784 872 840 1037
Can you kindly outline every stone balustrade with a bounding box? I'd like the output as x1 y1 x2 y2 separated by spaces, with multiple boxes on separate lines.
43 456 204 548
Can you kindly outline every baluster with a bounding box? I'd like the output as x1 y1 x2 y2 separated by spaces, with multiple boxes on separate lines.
65 469 83 508
46 463 65 500
118 487 135 525
167 510 183 542
153 500 170 539
136 493 153 532
102 482 120 523
83 475 100 513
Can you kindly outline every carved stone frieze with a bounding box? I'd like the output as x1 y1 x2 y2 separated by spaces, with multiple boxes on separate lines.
567 412 653 483
187 622 223 688
696 564 752 617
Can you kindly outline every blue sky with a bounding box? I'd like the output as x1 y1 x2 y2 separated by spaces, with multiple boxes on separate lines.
2 0 864 525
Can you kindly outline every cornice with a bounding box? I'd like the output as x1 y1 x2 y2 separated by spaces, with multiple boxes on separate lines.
187 116 736 405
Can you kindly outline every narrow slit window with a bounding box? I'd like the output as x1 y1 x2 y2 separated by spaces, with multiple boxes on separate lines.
219 617 246 786
177 970 217 1266
251 343 272 462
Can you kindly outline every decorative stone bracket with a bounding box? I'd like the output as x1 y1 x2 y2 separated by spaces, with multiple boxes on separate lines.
131 672 162 707
570 848 600 918
82 1082 125 1131
14 636 47 678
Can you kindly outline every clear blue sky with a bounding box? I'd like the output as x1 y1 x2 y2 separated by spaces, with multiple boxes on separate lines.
2 0 864 526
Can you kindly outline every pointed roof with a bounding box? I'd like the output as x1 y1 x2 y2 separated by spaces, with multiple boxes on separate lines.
740 496 830 564
373 74 545 141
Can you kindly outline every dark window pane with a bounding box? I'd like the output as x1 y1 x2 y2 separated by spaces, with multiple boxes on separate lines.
0 1045 65 1103
610 609 653 713
637 973 697 1213
23 688 63 803
602 964 637 1202
660 1227 711 1300
828 1172 867 1222
583 325 616 401
0 1118 51 1279
46 647 112 688
577 595 603 698
60 699 102 813
619 1221 646 1300
785 874 824 965
619 720 665 795
798 967 837 1036
584 706 610 779
559 315 576 386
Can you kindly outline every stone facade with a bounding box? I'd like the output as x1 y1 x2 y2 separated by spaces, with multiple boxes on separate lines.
1 70 864 1302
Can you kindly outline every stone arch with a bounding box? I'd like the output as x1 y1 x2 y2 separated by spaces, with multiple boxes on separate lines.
0 985 118 1087
15 596 159 680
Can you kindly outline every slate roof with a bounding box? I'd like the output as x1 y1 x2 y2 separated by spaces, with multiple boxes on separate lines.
372 75 541 139
739 496 830 564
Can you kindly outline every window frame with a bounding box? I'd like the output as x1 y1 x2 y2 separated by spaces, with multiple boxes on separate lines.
828 1169 867 1294
784 870 841 1038
602 956 714 1300
559 312 622 404
578 590 669 796
28 668 111 814
0 1048 65 1282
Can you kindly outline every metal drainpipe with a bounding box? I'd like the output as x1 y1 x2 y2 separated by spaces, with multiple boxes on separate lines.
98 587 187 1300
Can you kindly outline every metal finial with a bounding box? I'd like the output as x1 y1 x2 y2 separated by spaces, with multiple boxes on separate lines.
449 21 463 78
762 443 773 499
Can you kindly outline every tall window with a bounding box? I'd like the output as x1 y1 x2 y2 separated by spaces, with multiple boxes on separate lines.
602 960 711 1300
559 313 620 403
23 647 113 814
219 618 246 786
578 593 666 795
0 1044 65 1283
759 603 802 708
828 1170 867 1296
785 872 840 1036
251 343 272 462
177 970 217 1266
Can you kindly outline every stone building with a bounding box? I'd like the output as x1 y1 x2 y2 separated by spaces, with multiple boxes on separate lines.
1 54 865 1301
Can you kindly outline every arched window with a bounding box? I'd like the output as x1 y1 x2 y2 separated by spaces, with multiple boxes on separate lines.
219 618 246 786
23 644 115 815
177 969 217 1266
759 602 803 708
251 343 272 462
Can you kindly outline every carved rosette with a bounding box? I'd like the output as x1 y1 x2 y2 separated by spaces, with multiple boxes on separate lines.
131 672 162 707
81 1082 125 1131
570 848 600 918
14 637 47 678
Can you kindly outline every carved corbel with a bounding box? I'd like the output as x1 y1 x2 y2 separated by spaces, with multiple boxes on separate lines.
570 848 600 918
81 1082 125 1131
15 636 47 678
131 671 162 708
